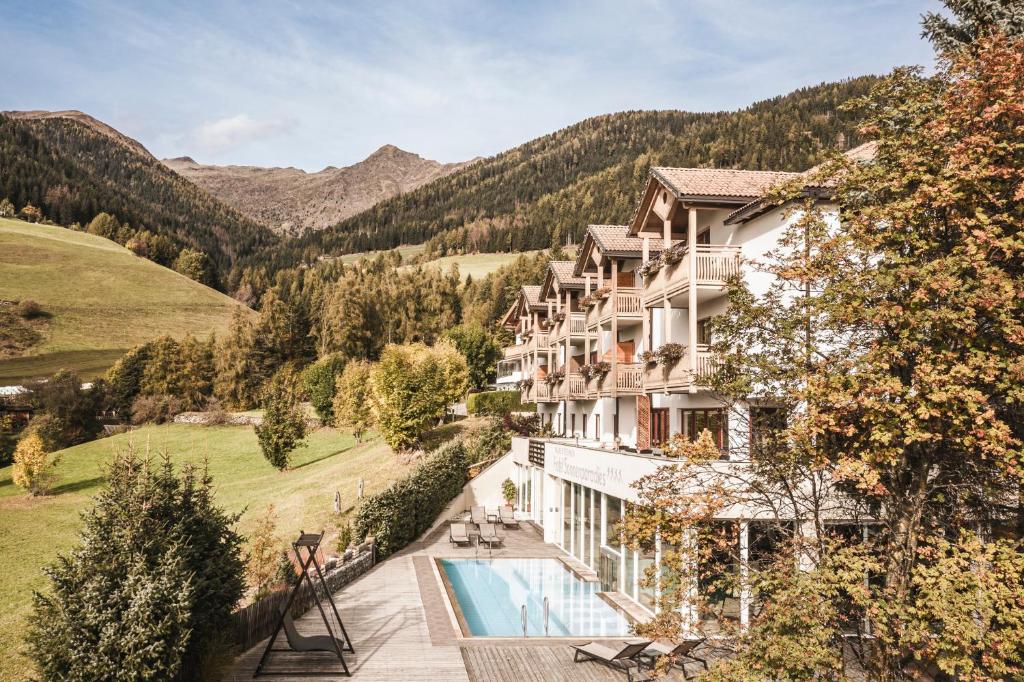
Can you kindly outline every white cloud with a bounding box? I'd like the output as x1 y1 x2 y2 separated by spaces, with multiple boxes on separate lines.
191 114 291 156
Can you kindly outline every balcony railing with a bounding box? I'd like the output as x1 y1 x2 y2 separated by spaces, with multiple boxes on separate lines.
640 345 716 391
569 313 588 336
567 373 587 399
615 363 644 394
587 287 644 328
503 344 526 359
642 245 741 304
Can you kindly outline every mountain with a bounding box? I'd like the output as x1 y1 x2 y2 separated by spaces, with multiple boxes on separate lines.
163 145 476 235
260 77 879 273
0 111 277 283
0 217 252 383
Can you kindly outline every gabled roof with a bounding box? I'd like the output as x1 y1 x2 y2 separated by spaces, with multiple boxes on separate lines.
540 260 587 299
724 142 878 225
573 225 665 277
522 285 544 310
651 167 799 202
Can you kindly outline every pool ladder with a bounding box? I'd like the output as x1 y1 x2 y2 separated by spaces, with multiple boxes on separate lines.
521 597 550 637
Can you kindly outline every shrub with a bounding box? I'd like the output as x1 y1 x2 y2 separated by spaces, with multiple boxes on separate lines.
502 478 516 505
334 360 373 441
302 354 346 423
466 390 534 415
246 505 280 598
354 439 468 557
0 197 14 217
130 393 184 425
255 392 307 470
370 342 468 451
24 370 102 449
12 433 59 496
15 299 45 319
466 417 511 463
504 412 540 436
28 450 245 680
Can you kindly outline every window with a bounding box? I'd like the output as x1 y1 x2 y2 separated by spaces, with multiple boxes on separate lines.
582 414 589 439
613 412 619 439
680 408 728 452
595 415 601 440
696 317 712 345
604 496 622 548
571 414 576 436
651 408 670 447
750 406 786 457
697 228 711 245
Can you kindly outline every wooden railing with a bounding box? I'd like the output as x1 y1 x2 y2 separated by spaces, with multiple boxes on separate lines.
536 382 552 400
614 290 643 316
569 313 587 335
694 245 741 282
693 344 717 379
615 363 644 393
567 373 587 399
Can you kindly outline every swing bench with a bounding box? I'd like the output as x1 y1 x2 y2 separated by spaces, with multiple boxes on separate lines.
254 531 354 677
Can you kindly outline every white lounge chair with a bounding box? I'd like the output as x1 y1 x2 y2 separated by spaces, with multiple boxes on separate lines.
478 523 504 549
571 640 652 681
471 506 487 526
449 522 472 547
498 505 520 529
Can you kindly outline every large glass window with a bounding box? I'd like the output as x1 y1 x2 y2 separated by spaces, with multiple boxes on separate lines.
581 488 591 566
573 485 583 562
599 548 620 593
562 482 572 551
680 408 729 452
638 545 656 610
604 496 622 548
698 522 741 626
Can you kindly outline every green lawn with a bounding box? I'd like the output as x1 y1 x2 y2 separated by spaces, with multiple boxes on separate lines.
0 218 252 383
0 422 415 681
337 243 427 264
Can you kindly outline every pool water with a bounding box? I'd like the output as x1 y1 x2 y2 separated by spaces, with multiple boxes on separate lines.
440 558 632 637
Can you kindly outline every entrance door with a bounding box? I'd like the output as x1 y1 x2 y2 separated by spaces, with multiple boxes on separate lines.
651 408 670 448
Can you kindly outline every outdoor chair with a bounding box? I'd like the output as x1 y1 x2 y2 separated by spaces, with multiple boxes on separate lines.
571 640 653 682
478 523 505 549
281 610 348 656
639 639 707 679
449 522 472 547
471 505 487 526
498 505 520 529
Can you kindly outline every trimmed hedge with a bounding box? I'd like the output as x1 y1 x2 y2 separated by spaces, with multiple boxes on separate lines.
353 440 468 557
466 390 535 416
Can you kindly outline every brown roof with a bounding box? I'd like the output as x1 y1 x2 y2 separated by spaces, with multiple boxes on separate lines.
574 225 665 276
724 143 878 224
548 261 587 288
522 285 543 307
651 167 799 201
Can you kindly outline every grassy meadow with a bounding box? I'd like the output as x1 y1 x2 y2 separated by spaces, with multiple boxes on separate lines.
0 422 420 681
0 218 252 383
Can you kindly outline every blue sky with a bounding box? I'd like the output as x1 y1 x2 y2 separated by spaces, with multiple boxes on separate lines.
1 0 941 170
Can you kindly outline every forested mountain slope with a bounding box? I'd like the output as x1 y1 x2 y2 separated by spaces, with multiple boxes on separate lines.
0 112 277 283
265 77 877 270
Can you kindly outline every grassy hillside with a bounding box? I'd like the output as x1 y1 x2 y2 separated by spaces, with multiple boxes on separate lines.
0 112 277 278
0 218 252 383
0 422 430 681
269 77 878 268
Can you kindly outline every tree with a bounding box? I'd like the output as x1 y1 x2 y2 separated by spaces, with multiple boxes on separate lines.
922 0 1024 53
85 211 120 239
174 248 217 287
12 433 58 496
106 342 154 418
246 504 281 599
0 197 14 217
24 370 102 450
369 342 468 451
646 29 1024 681
332 360 373 441
29 449 245 680
19 203 42 223
302 354 346 423
443 323 502 389
255 391 307 470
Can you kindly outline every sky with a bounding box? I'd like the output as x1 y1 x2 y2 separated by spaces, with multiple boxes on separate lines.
1 0 942 171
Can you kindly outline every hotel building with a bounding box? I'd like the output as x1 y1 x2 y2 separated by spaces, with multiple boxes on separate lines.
496 149 873 629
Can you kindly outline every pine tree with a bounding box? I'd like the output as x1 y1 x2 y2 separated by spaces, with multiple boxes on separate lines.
255 392 307 470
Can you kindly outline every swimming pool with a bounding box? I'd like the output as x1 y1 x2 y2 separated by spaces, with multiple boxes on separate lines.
439 558 632 637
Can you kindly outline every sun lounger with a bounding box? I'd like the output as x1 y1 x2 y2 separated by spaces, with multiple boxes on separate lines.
478 523 505 549
498 505 520 528
471 505 487 526
449 522 472 547
639 639 707 679
571 640 652 681
282 610 348 655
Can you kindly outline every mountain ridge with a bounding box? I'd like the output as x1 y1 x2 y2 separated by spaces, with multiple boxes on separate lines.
163 144 478 235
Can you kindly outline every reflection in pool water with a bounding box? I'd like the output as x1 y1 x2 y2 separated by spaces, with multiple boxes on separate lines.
440 558 632 637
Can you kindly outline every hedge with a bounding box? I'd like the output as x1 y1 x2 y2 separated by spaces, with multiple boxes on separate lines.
466 390 535 416
353 439 468 557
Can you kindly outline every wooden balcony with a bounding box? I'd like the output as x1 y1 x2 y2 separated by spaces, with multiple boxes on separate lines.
615 363 644 395
642 245 741 305
503 344 526 360
551 313 590 343
566 373 588 399
535 381 555 403
586 288 643 329
640 345 716 392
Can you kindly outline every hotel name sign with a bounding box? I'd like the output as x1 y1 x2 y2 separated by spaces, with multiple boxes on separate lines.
544 443 659 502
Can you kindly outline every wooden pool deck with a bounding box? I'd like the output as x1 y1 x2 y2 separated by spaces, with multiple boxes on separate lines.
228 523 694 681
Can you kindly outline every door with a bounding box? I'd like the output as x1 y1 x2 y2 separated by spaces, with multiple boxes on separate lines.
616 340 635 363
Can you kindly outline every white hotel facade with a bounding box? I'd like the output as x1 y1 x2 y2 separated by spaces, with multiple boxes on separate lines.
494 148 873 629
